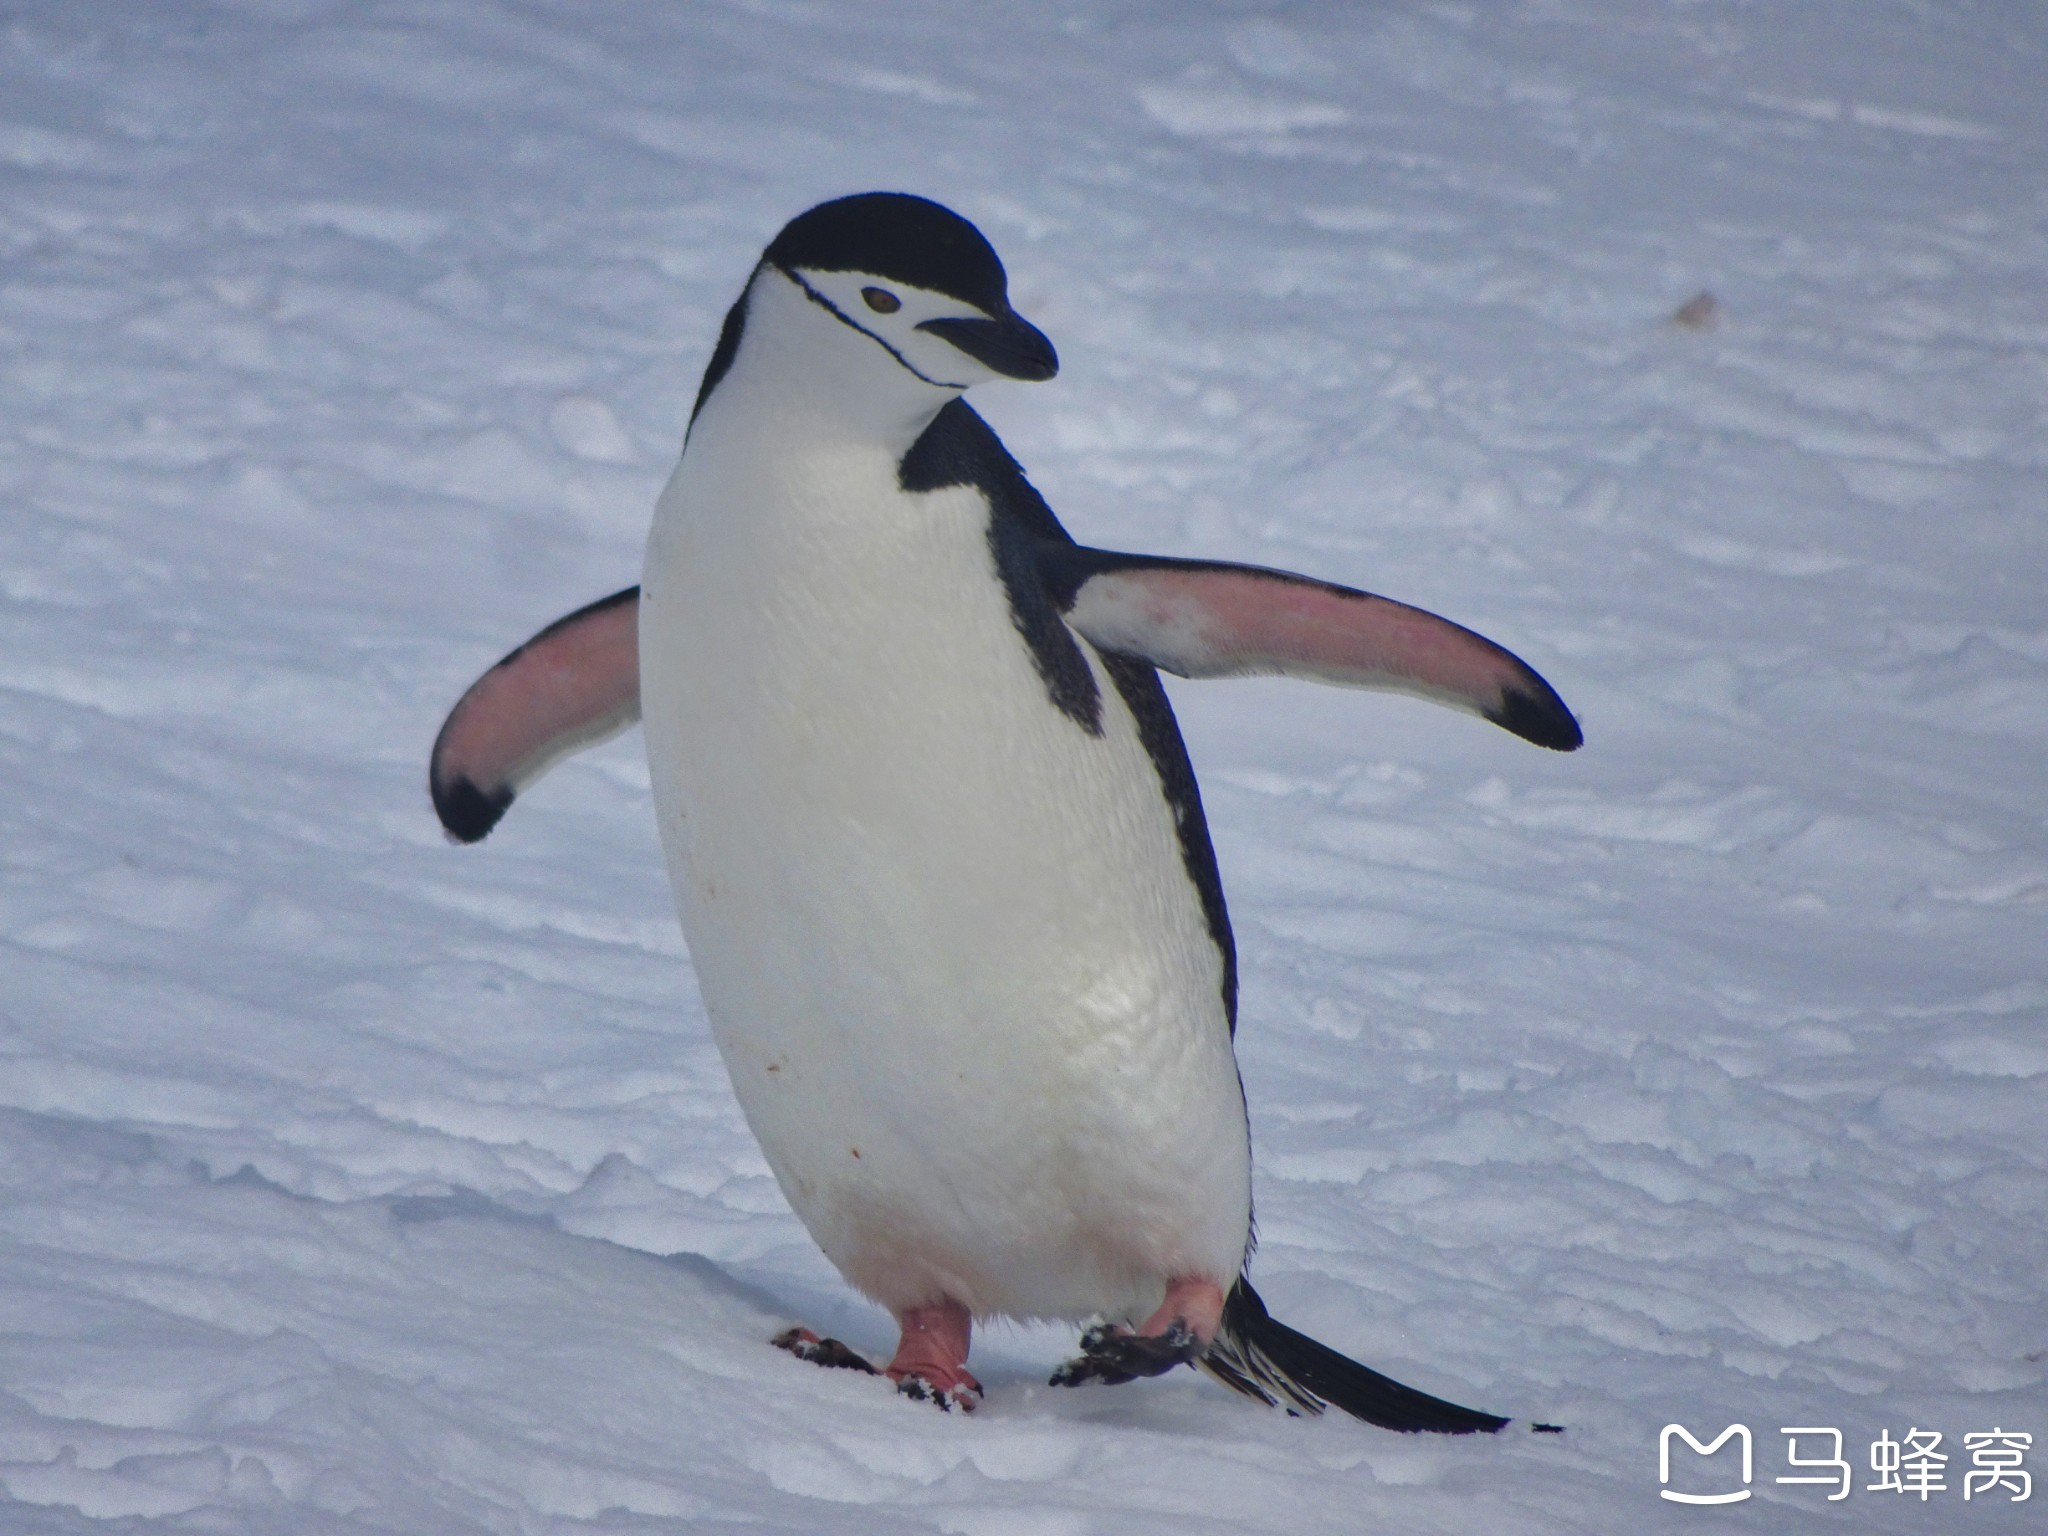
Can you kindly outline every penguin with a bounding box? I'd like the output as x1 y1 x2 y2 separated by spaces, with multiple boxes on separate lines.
430 193 1580 1427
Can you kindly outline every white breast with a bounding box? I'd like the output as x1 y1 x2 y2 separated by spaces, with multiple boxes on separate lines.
640 337 1249 1325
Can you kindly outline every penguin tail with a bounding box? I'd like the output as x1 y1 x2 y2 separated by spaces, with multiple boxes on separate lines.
1197 1278 1509 1434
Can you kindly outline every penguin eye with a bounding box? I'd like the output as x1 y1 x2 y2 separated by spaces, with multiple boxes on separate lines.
861 286 901 315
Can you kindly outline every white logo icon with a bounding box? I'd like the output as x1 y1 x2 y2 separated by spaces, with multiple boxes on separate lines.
1660 1423 1753 1505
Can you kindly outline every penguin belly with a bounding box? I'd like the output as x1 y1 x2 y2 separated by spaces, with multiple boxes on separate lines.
641 437 1251 1325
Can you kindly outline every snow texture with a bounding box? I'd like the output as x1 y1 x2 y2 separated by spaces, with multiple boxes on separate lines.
2 2 2043 1531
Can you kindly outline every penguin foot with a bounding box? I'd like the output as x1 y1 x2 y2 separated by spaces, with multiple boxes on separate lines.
891 1368 983 1413
884 1299 981 1412
772 1327 879 1375
1051 1278 1223 1388
1051 1319 1203 1388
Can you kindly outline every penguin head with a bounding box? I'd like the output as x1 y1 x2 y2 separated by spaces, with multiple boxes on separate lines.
763 193 1058 390
688 194 1058 441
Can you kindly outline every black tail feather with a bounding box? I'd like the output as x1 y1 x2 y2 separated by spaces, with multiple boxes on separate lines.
1199 1279 1508 1435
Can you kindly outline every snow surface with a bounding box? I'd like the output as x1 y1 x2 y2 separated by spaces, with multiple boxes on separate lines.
2 2 2044 1531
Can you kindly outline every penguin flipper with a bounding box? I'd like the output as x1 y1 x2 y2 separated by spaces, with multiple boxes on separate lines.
1041 548 1581 752
1200 1279 1509 1434
429 586 642 843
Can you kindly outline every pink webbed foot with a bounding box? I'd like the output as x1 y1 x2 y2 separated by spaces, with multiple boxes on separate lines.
885 1300 982 1412
1051 1277 1226 1389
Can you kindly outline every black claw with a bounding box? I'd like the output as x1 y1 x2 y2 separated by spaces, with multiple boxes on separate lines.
772 1328 879 1375
895 1374 978 1413
1051 1319 1203 1388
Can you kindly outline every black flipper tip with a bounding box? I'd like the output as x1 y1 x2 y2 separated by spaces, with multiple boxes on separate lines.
432 774 514 844
1487 681 1583 752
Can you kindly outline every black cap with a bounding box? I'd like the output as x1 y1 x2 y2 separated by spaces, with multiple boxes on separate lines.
765 193 1012 315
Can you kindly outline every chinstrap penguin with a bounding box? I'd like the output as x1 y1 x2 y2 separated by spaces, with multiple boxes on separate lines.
430 193 1581 1428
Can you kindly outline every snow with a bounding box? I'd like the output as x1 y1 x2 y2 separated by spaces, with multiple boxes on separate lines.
2 1 2043 1530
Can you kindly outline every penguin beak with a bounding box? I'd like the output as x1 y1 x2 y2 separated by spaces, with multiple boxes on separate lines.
917 309 1059 382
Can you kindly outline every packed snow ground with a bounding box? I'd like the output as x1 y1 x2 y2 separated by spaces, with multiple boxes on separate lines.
2 2 2044 1531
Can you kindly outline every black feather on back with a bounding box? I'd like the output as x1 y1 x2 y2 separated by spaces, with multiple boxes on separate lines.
1096 651 1237 1032
898 401 1101 734
689 290 751 430
899 401 1238 1032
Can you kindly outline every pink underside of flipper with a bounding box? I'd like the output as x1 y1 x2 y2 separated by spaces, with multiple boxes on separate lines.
432 594 640 806
1069 567 1527 712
